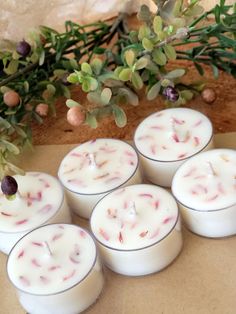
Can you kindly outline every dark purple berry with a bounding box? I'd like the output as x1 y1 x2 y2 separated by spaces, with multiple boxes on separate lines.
163 86 179 102
16 40 31 58
1 176 18 196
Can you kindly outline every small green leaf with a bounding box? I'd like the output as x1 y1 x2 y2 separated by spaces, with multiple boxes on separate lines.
39 49 45 66
87 92 102 105
91 58 103 75
163 45 176 60
66 99 81 108
47 84 56 96
138 25 151 40
101 88 112 105
61 85 71 98
152 49 167 66
119 68 132 81
6 162 25 175
124 50 135 67
81 62 92 75
85 113 97 128
153 16 163 34
4 59 19 75
23 81 29 93
86 77 98 91
142 38 154 51
211 64 219 79
194 63 204 75
164 69 185 79
131 72 143 90
118 88 139 106
67 73 79 84
137 4 151 22
180 90 194 101
147 81 161 100
112 105 127 127
0 86 11 94
0 140 20 154
14 125 27 138
134 57 148 70
69 59 79 70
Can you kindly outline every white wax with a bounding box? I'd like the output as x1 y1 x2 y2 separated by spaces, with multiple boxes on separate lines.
58 138 142 218
0 172 71 254
134 108 213 187
90 184 182 276
172 149 236 237
7 224 104 314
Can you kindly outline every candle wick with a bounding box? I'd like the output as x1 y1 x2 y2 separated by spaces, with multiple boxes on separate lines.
44 241 53 256
129 201 137 216
207 161 217 176
87 153 97 168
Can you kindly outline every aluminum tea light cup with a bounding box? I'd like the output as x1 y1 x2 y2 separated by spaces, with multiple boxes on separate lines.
172 149 236 238
0 172 71 254
134 108 214 187
90 184 182 276
58 138 142 219
7 224 104 314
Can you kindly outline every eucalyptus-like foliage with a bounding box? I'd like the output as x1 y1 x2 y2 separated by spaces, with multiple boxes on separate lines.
0 0 236 177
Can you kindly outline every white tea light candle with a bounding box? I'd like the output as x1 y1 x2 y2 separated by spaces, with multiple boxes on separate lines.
90 184 182 276
7 224 104 314
134 108 214 187
172 149 236 238
58 138 142 219
0 172 71 254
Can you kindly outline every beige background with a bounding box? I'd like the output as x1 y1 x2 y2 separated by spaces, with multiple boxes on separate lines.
0 133 235 314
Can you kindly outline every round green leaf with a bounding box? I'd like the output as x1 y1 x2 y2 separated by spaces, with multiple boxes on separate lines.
81 62 92 75
164 69 185 79
101 88 112 105
124 50 135 67
118 88 139 106
119 68 132 81
134 57 148 70
163 45 176 60
91 58 103 75
152 49 167 66
142 38 154 51
147 81 161 100
138 25 151 40
153 16 163 34
65 99 81 108
131 72 143 90
86 77 98 91
112 105 127 128
67 73 79 84
85 113 98 128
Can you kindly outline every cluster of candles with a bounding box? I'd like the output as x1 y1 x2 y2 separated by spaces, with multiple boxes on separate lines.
0 108 235 314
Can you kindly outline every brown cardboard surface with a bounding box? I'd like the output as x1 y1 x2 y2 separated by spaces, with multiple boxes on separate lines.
0 133 235 314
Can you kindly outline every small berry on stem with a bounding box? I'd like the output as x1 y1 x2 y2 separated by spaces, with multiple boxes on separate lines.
163 86 179 102
67 106 86 127
3 90 20 107
1 176 18 196
16 40 31 58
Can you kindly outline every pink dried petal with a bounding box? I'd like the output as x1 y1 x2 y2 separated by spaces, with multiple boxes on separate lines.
40 276 50 284
118 231 123 243
15 219 28 225
99 146 116 153
125 150 135 157
139 230 148 238
206 194 219 201
150 125 163 130
32 258 41 267
107 208 117 219
52 233 63 241
150 228 160 239
39 178 50 188
17 250 25 259
172 133 180 143
70 152 83 157
217 183 225 194
1 211 13 217
178 153 187 159
150 144 157 154
172 117 185 125
194 175 207 180
38 204 53 214
63 269 76 281
62 167 76 175
79 230 86 238
183 167 197 177
139 193 153 198
153 200 159 210
97 160 108 168
193 119 202 127
105 176 121 184
94 173 109 180
163 217 174 224
48 265 61 271
19 276 30 287
32 242 43 247
194 136 200 146
99 228 110 241
137 135 153 141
